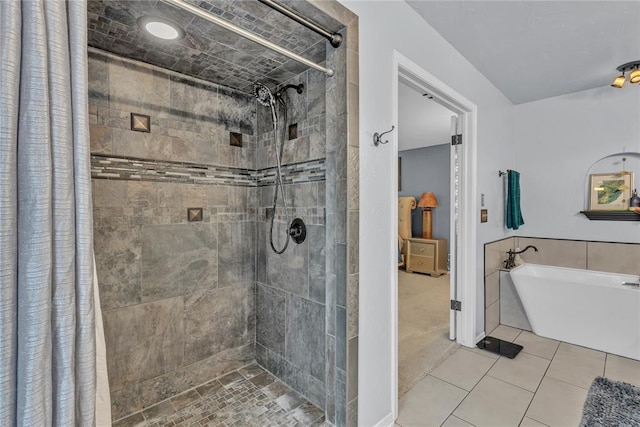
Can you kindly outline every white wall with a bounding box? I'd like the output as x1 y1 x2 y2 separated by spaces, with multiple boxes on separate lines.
398 81 453 150
338 1 515 425
514 86 640 244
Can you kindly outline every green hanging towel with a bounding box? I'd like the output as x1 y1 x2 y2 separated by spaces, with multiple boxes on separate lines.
506 170 525 230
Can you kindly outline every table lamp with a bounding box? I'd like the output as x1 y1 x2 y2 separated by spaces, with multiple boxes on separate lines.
417 192 438 239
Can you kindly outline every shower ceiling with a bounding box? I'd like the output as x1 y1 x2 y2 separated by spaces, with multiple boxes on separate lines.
87 0 342 92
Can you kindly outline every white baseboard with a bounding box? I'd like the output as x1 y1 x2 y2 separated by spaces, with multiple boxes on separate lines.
373 412 396 427
474 331 486 346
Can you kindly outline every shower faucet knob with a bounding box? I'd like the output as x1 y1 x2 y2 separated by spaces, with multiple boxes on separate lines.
288 218 306 244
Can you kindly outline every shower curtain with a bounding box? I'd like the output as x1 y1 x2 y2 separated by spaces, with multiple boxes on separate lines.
0 0 100 425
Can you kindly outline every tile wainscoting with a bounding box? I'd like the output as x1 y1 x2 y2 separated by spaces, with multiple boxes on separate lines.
484 237 640 334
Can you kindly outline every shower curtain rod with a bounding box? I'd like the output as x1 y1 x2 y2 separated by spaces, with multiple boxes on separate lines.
257 0 343 48
159 0 334 77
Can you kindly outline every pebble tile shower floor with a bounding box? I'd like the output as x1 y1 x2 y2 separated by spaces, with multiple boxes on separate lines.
113 364 326 427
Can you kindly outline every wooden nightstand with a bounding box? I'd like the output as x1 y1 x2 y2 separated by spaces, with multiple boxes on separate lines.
406 237 447 277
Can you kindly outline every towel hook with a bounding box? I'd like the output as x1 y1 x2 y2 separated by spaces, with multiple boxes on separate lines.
373 125 395 146
498 169 512 177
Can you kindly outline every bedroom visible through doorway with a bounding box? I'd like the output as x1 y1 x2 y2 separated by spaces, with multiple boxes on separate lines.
396 80 460 397
391 51 478 421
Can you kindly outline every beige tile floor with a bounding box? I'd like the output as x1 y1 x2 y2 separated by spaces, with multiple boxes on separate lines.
396 325 640 427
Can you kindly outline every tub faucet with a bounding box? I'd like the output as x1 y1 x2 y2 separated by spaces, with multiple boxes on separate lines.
504 245 538 269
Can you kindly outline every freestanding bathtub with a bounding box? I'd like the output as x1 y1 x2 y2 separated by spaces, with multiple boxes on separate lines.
510 263 640 361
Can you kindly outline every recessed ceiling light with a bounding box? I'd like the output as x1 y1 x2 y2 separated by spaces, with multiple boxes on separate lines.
137 16 185 41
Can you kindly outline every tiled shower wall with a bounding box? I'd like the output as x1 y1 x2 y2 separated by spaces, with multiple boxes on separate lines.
88 5 360 422
484 236 640 333
325 28 360 427
89 49 258 420
254 66 329 409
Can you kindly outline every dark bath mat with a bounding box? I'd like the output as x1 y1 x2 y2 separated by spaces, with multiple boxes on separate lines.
476 336 523 359
580 376 640 427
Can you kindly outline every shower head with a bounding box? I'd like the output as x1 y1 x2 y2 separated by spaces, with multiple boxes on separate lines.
254 83 275 106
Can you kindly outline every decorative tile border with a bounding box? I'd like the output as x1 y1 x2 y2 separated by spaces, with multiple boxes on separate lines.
254 159 325 186
91 155 325 187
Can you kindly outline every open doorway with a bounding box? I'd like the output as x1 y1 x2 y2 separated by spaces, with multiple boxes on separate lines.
396 80 460 398
391 52 478 418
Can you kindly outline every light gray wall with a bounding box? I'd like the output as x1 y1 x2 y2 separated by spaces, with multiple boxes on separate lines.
399 144 451 245
514 86 640 244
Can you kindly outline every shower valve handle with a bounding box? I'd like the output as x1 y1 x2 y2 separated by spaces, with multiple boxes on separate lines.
288 218 306 244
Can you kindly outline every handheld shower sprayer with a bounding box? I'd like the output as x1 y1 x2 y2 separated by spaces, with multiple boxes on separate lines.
254 83 278 125
253 82 307 254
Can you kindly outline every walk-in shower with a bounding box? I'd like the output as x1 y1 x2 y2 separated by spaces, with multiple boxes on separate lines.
86 0 358 425
254 82 307 254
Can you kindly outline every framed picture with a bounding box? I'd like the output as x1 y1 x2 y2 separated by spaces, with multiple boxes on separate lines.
589 172 633 211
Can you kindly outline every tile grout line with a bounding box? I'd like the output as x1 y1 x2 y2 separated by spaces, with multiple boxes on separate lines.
516 330 559 425
436 347 502 426
518 335 572 426
454 329 538 427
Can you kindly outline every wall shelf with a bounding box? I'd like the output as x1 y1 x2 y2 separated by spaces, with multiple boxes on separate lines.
580 211 640 221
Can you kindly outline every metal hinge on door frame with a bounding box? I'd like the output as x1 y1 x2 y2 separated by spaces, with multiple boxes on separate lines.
451 134 462 145
450 300 462 311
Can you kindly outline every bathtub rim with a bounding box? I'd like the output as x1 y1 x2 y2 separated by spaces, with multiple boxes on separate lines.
509 263 639 290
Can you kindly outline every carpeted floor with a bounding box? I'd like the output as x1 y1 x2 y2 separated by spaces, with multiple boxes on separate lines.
398 270 460 398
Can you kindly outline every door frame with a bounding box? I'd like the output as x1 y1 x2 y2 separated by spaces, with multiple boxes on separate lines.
391 51 478 417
